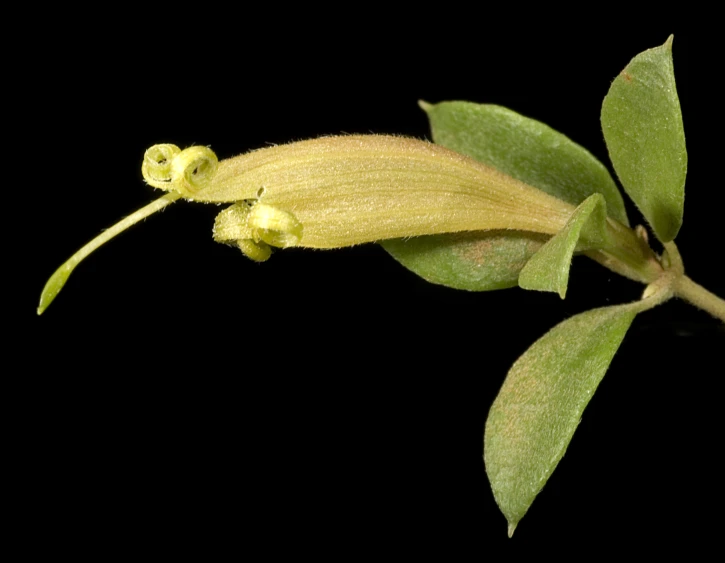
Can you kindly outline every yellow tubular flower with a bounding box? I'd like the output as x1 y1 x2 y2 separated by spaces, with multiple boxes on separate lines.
152 135 576 249
38 135 584 314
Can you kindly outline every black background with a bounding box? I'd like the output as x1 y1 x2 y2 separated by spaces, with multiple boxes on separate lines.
18 18 724 556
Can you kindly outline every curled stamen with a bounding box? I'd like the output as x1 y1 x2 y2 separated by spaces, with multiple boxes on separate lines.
142 144 181 188
248 203 303 248
171 146 218 196
141 144 218 196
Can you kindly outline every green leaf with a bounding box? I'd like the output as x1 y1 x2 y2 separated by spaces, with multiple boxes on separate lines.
422 102 629 225
383 231 547 291
382 101 628 291
601 35 686 243
483 303 638 537
518 194 609 298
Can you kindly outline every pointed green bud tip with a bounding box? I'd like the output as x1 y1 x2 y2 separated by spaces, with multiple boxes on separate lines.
507 521 517 538
37 264 74 315
417 99 434 113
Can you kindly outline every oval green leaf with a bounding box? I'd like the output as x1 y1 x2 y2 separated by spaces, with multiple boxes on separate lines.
422 102 629 224
484 303 638 536
383 102 628 291
601 35 686 243
384 230 547 291
518 194 609 298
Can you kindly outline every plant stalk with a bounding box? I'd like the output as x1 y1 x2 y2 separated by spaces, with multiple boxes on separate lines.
673 276 725 323
585 219 664 285
37 192 182 315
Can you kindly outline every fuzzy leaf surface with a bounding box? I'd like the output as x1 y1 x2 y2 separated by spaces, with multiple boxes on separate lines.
518 194 609 298
422 102 629 224
383 102 628 290
384 231 546 290
601 35 686 243
484 303 638 536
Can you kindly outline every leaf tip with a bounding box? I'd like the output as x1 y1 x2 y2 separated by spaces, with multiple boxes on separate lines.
418 99 434 113
665 34 674 49
507 521 518 538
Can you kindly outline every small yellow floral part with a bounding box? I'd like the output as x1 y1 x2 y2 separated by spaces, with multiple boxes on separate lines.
212 201 301 261
143 144 218 196
248 204 303 248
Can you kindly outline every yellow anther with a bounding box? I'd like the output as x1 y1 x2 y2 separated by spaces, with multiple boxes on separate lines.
236 239 272 262
247 203 303 248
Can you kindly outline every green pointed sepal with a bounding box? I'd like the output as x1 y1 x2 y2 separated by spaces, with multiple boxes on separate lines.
518 194 609 298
